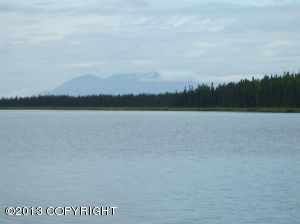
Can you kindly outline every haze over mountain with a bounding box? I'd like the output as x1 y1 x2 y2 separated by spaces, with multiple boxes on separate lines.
44 72 198 96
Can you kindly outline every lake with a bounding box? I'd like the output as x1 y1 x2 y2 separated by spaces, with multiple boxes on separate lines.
0 110 299 224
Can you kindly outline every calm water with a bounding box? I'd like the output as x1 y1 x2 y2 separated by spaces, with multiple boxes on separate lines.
0 110 299 224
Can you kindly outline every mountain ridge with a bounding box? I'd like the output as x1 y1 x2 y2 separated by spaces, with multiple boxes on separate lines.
44 72 197 96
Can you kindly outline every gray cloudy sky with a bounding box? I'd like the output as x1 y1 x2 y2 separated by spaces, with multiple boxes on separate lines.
1 0 300 96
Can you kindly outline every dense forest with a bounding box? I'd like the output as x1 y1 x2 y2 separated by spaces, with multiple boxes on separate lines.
1 72 300 108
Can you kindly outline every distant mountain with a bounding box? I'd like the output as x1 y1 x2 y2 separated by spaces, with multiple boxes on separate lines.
44 72 198 96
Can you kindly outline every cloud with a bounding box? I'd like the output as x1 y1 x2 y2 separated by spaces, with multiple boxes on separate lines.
64 61 105 69
125 0 149 8
159 70 202 82
158 70 266 83
260 40 300 59
1 0 300 96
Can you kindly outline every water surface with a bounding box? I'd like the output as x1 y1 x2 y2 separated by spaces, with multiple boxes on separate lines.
0 110 299 224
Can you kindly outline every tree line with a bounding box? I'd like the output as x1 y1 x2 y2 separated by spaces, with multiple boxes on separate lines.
1 72 300 108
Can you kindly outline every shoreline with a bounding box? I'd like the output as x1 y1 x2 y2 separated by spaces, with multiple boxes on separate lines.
0 107 300 113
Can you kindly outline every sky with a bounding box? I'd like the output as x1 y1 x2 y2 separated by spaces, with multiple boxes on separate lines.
1 0 300 96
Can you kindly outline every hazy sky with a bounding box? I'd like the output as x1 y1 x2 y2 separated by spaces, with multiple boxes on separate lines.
1 0 300 96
